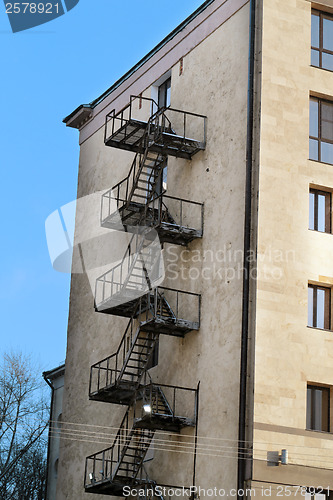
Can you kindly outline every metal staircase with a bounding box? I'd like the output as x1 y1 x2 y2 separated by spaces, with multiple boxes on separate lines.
89 316 160 405
90 285 200 404
86 95 204 497
85 379 198 496
101 95 205 245
104 95 206 159
94 228 164 316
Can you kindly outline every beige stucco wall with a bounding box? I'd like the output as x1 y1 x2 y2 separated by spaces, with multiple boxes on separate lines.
253 0 333 487
57 2 250 498
47 372 65 500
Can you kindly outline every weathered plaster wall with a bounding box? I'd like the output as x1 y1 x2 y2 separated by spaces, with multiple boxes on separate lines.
57 2 250 498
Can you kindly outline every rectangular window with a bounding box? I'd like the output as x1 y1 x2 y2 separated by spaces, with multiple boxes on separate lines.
146 340 159 370
309 97 333 164
158 77 171 109
309 189 331 233
307 385 330 432
312 10 333 72
308 284 331 330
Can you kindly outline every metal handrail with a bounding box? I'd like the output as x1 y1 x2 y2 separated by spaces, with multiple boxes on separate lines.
104 96 158 143
137 286 200 327
148 105 207 147
85 408 131 485
95 230 149 304
133 381 198 424
104 95 207 151
102 185 204 233
89 315 140 393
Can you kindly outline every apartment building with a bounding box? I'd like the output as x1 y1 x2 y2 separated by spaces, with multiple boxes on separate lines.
43 364 66 500
57 0 333 498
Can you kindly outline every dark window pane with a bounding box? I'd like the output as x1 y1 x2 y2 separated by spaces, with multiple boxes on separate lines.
323 18 333 51
323 52 333 71
322 388 330 431
311 48 320 67
308 286 314 327
318 194 326 232
314 388 323 430
312 13 320 48
308 285 331 329
321 102 333 142
310 138 319 160
317 288 325 329
162 165 167 191
321 142 333 164
307 385 330 432
166 84 171 108
309 191 315 230
158 78 171 109
306 387 312 429
310 100 319 137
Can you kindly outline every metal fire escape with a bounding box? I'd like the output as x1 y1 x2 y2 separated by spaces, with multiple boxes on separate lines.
85 96 206 496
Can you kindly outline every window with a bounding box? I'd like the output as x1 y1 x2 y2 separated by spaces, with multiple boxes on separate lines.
308 284 331 330
309 97 333 164
309 188 331 233
311 10 333 71
158 77 171 109
305 491 331 500
307 384 330 432
146 340 159 370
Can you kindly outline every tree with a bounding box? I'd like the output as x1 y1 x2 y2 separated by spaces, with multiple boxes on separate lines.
0 351 48 499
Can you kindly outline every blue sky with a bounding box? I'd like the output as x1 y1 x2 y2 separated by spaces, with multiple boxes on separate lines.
0 0 204 371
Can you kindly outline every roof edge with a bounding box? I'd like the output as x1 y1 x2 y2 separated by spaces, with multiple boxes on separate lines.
43 363 65 382
63 0 216 124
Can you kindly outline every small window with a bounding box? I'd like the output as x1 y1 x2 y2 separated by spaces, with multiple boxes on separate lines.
309 189 331 233
146 340 159 370
307 384 330 432
305 491 330 500
158 78 171 109
311 10 333 72
309 97 333 164
308 284 331 330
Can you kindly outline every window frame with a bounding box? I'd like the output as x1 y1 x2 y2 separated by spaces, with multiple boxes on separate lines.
309 188 332 233
146 339 159 370
311 9 333 72
308 284 331 330
309 97 333 164
158 77 171 109
306 384 330 432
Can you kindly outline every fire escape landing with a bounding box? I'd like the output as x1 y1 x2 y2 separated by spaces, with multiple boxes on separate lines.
85 381 198 496
86 95 205 497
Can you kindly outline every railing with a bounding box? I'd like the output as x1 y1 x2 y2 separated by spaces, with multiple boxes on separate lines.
148 106 207 150
101 186 204 236
89 316 139 395
101 151 164 225
100 153 142 223
95 229 163 308
146 194 204 234
95 231 144 304
104 95 207 155
138 287 201 329
133 382 198 425
104 96 158 144
85 409 131 486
